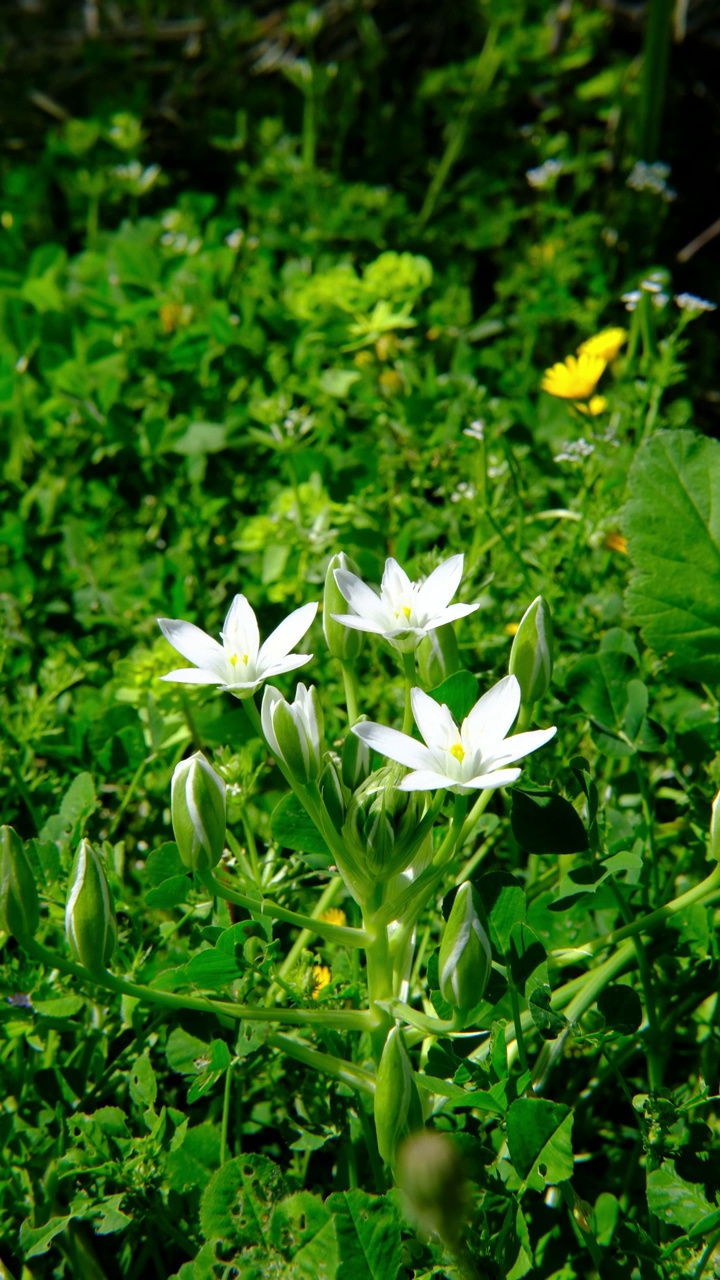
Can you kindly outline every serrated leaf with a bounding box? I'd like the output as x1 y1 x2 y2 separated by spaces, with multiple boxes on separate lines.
647 1161 713 1231
624 429 720 681
506 1097 574 1192
325 1189 402 1280
511 789 588 855
19 1216 72 1258
200 1154 288 1245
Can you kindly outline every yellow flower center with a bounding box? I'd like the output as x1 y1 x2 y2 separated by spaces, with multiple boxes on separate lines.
403 605 412 620
450 742 465 763
229 654 249 668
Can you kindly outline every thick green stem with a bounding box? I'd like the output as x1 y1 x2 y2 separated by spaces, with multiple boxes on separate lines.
201 871 367 949
268 1032 375 1095
363 913 394 1064
22 937 372 1032
341 660 360 726
220 1063 233 1164
402 652 416 734
582 862 720 957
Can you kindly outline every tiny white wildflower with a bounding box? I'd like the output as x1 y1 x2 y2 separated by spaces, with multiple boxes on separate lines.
675 293 717 314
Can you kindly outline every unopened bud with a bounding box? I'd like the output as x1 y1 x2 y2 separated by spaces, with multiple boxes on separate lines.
343 765 425 880
171 752 226 871
319 756 346 829
710 791 720 862
397 1131 468 1243
438 882 491 1020
65 839 117 972
374 1026 423 1168
0 826 39 939
323 553 364 661
341 718 371 790
261 684 323 784
508 595 553 708
417 623 460 688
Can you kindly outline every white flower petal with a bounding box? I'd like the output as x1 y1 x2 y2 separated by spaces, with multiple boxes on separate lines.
258 601 318 669
261 686 283 755
352 721 434 772
397 769 455 791
333 570 389 626
465 767 522 789
330 612 388 636
158 618 229 679
411 688 459 753
425 601 480 628
483 725 557 769
415 554 464 616
381 558 412 601
261 653 314 679
160 667 225 684
221 595 260 661
462 674 521 752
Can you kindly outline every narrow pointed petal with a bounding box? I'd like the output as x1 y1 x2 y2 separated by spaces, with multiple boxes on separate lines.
483 725 557 769
160 667 225 684
260 652 314 679
397 768 455 791
333 571 388 626
258 602 318 668
158 618 229 679
465 767 522 789
415 554 464 615
330 613 388 636
261 687 282 755
411 688 459 752
221 595 260 661
352 721 434 772
381 557 412 599
425 601 480 628
462 674 521 750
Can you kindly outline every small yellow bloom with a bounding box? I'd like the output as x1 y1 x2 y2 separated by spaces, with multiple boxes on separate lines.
541 353 606 400
577 327 627 362
320 908 347 927
378 369 404 396
505 622 520 636
312 964 332 999
604 532 628 554
575 395 608 417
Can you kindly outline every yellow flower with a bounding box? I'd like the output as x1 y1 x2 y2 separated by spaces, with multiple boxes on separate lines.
541 353 606 400
320 908 347 927
604 532 628 554
504 622 520 636
312 965 332 999
577 328 627 362
575 395 608 417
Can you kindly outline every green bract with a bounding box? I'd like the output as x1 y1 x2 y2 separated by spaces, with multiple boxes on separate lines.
65 839 117 972
323 552 364 661
374 1026 424 1168
261 684 324 784
438 882 492 1019
0 825 39 940
508 595 554 709
171 752 227 872
343 765 425 881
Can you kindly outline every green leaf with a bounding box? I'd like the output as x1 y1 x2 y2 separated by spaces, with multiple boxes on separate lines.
19 1216 73 1258
511 789 588 855
33 995 85 1019
624 429 720 681
145 874 193 908
427 670 480 725
508 924 548 997
477 871 526 956
647 1161 713 1231
270 1192 339 1279
506 1097 574 1192
271 793 331 858
184 949 240 988
171 421 227 456
144 842 186 886
165 1122 221 1194
129 1051 157 1108
39 772 97 846
200 1154 288 1245
528 987 570 1041
597 984 643 1035
166 1027 209 1075
95 1194 132 1235
325 1189 402 1280
320 369 361 397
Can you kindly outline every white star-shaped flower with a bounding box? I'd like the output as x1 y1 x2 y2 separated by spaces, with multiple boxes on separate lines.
331 554 479 653
352 674 556 793
157 595 318 698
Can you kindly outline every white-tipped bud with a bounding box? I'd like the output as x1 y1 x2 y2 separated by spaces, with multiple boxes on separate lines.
171 752 226 872
261 684 324 784
319 756 346 830
65 839 117 972
0 825 39 939
438 882 492 1020
710 791 720 863
343 765 425 880
508 595 554 708
323 552 364 661
374 1026 423 1168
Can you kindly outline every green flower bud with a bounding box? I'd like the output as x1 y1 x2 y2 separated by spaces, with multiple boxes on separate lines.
343 765 425 881
171 751 226 872
341 718 371 790
508 595 553 708
710 791 720 863
319 756 347 830
374 1026 423 1168
65 839 117 972
0 825 39 939
438 882 492 1020
398 1131 468 1243
417 623 460 688
261 683 323 784
323 552 364 661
